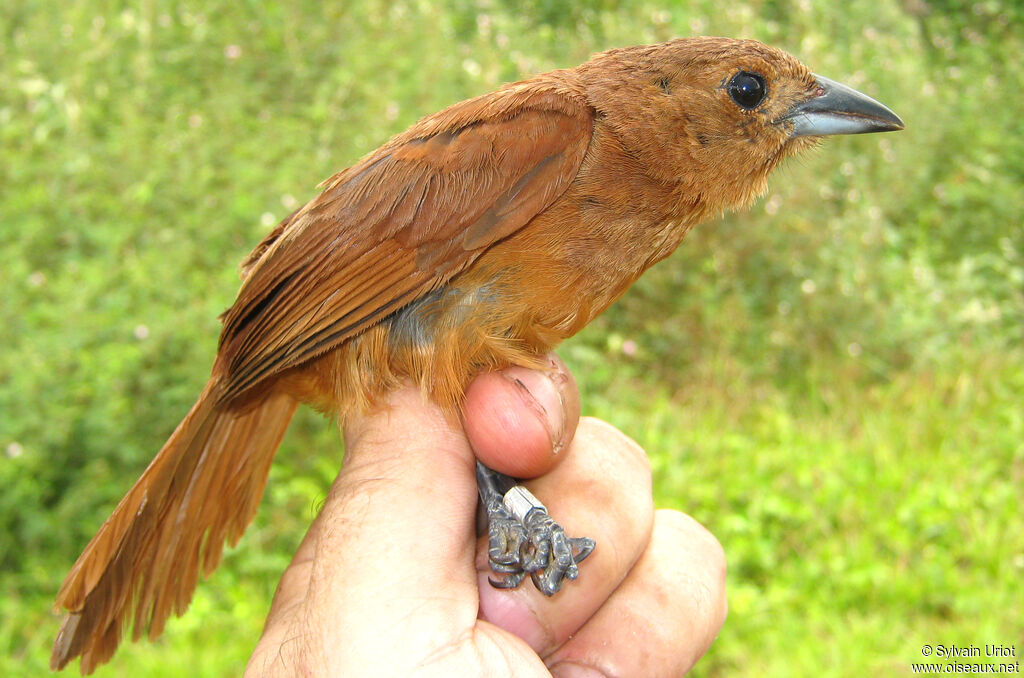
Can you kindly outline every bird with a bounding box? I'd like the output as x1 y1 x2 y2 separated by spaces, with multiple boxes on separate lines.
51 36 903 673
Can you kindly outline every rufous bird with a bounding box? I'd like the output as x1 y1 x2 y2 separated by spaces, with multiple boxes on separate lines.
52 36 903 673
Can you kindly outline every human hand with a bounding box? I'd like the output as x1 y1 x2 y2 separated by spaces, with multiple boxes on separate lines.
246 356 726 677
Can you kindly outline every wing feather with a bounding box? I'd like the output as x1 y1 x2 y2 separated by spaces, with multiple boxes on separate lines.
216 83 592 401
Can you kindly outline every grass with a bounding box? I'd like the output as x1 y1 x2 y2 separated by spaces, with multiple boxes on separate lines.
573 351 1023 676
2 0 1021 676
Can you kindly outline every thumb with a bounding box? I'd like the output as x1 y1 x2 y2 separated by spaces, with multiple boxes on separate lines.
288 386 481 671
333 384 481 598
252 365 578 675
463 353 581 479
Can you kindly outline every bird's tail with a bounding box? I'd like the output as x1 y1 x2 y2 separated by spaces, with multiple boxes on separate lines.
50 378 298 673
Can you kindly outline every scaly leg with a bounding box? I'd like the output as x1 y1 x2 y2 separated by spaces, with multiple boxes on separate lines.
476 460 595 596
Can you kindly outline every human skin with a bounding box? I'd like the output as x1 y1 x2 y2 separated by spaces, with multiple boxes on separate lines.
246 358 728 677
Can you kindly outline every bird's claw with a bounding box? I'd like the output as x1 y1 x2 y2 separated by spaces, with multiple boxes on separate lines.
483 489 595 596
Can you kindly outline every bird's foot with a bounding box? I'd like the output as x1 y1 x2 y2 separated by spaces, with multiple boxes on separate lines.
477 461 595 596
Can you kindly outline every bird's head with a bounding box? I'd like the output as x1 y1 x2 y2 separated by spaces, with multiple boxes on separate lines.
579 37 903 214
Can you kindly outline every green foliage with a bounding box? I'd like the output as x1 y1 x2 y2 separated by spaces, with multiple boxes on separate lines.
1 1 1020 676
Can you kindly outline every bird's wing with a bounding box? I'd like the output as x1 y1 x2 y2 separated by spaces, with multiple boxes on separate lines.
215 83 592 401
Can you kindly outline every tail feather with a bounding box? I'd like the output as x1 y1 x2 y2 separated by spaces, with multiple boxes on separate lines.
51 379 298 673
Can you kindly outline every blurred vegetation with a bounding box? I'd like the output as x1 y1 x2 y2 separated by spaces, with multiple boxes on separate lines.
2 0 1021 676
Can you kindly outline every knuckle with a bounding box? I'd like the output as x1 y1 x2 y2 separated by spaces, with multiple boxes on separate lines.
657 509 727 581
578 416 652 479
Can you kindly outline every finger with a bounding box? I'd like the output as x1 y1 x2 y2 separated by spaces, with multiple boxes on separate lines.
546 510 728 678
463 353 580 478
252 369 583 676
262 356 580 630
477 417 655 653
291 386 482 670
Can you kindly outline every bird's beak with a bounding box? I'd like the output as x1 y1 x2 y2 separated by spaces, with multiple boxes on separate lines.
780 74 904 137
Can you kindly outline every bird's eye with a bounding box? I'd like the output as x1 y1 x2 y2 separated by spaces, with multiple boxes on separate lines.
727 71 767 110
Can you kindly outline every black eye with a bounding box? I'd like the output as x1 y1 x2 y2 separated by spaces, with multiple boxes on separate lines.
727 71 767 110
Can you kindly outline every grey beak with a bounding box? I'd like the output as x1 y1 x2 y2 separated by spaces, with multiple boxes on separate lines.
781 74 904 137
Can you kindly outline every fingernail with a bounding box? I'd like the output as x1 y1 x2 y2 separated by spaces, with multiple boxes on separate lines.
550 662 608 678
498 365 568 454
